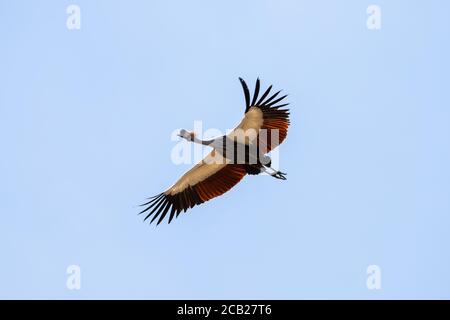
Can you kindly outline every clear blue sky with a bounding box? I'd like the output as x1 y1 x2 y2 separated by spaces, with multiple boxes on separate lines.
1 0 450 299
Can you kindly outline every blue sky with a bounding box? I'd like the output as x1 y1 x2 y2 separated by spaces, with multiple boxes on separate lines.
1 0 449 299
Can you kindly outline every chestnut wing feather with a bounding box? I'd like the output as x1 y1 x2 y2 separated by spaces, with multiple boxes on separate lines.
140 152 247 225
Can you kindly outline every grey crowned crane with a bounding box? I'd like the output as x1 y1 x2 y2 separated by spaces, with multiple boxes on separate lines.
140 78 290 225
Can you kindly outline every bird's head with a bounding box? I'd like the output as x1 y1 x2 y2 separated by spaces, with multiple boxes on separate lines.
178 129 196 141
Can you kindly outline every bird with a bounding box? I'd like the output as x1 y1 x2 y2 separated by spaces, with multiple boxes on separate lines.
140 78 290 225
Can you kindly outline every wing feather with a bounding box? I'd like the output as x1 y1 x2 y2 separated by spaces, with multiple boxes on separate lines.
230 78 290 152
140 152 247 225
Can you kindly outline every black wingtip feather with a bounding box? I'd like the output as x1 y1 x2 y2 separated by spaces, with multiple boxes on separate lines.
151 200 170 224
261 90 281 106
239 78 289 113
140 186 204 225
139 193 163 208
251 78 260 106
256 85 272 106
143 196 166 221
265 94 288 107
167 203 178 224
139 196 162 215
239 77 251 113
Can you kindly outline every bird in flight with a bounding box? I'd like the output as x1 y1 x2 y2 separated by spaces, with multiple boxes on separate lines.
140 78 290 225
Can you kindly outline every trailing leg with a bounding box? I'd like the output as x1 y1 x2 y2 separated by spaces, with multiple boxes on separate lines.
262 166 287 180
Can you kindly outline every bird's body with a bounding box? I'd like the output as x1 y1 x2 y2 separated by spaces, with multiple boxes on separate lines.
140 78 290 225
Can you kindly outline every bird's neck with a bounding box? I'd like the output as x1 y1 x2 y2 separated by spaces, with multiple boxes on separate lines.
192 136 214 146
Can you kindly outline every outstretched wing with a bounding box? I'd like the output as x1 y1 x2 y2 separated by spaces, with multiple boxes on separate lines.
228 78 290 152
140 151 247 225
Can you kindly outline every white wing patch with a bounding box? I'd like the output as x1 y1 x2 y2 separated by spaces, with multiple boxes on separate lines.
227 107 263 145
